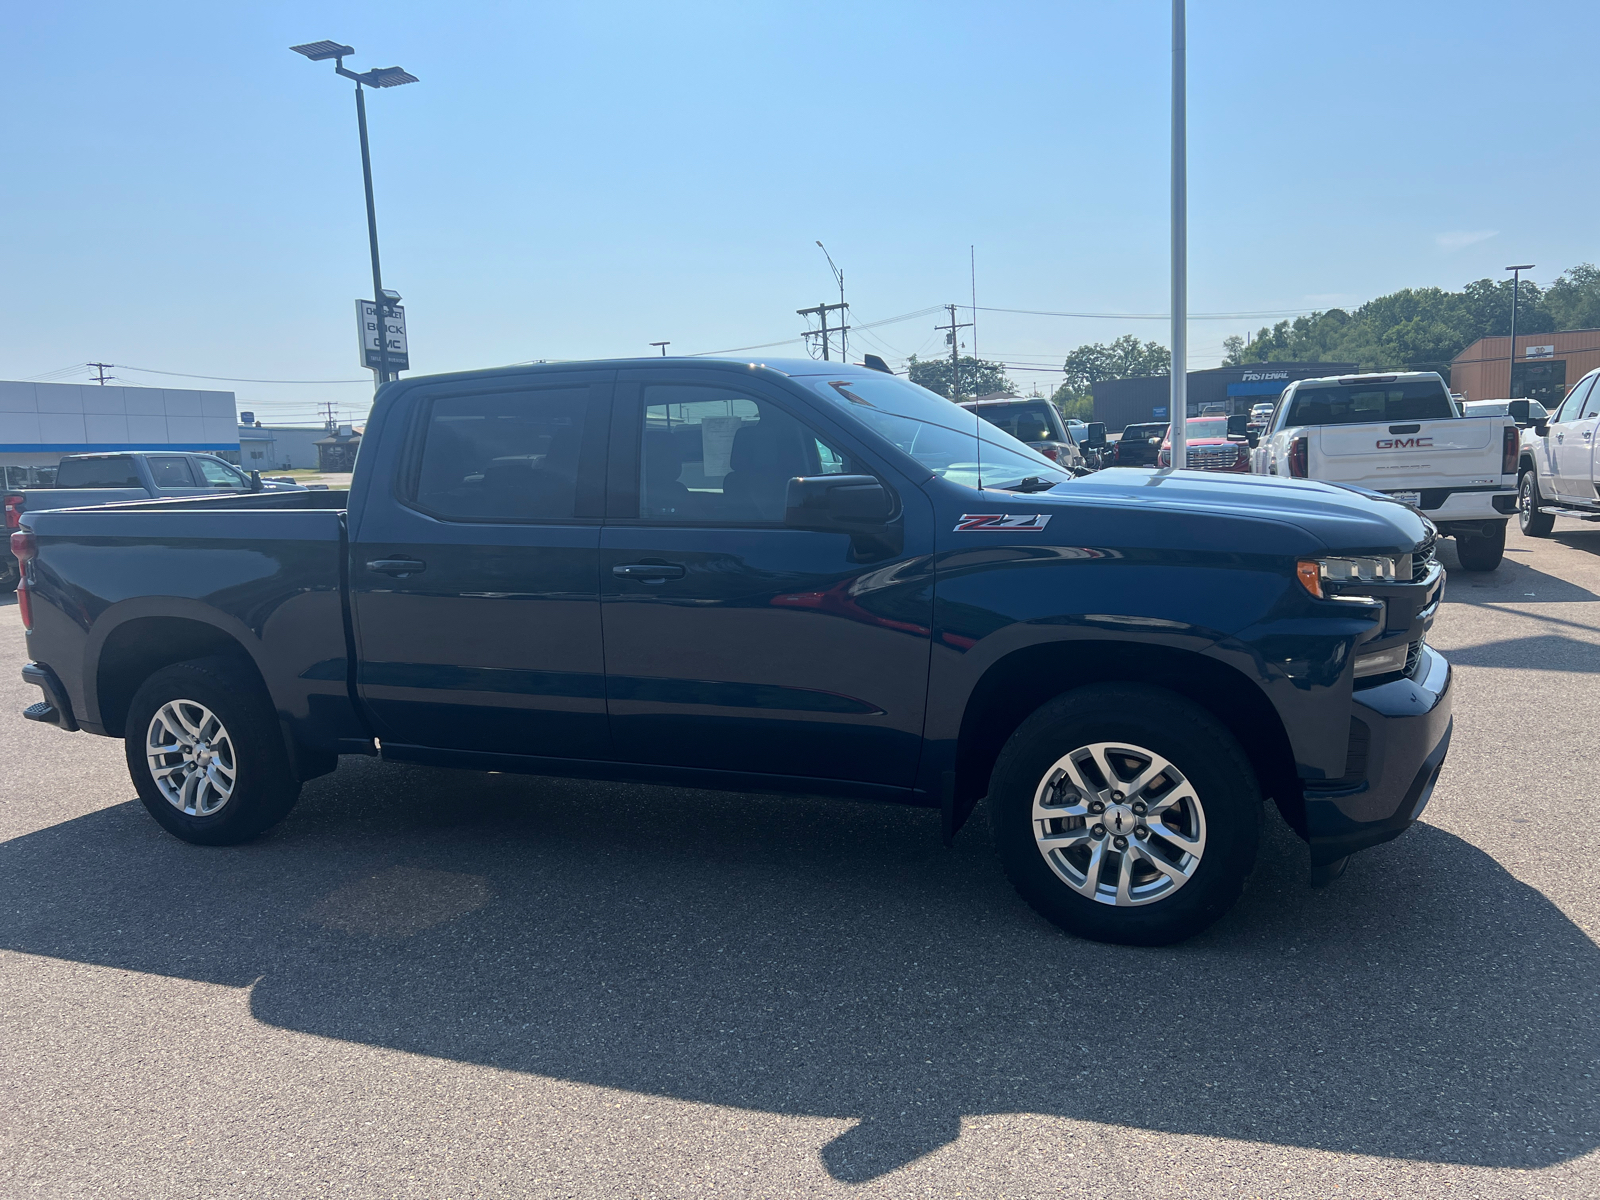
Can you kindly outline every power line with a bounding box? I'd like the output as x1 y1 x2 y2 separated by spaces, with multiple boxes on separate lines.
967 304 1319 320
111 364 373 384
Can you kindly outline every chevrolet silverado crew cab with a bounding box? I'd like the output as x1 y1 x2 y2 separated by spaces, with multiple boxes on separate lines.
15 358 1452 945
1253 371 1518 570
1515 367 1600 537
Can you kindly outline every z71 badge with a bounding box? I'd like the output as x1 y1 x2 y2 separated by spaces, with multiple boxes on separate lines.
955 513 1053 531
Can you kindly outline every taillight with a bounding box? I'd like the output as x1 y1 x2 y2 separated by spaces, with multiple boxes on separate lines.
1503 425 1518 475
1039 446 1059 462
1288 436 1308 478
11 530 34 631
3 493 23 531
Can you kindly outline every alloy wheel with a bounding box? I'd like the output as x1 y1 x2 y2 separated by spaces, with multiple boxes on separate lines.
145 699 237 817
1031 741 1206 906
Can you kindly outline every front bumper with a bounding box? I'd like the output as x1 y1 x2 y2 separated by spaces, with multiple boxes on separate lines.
1302 645 1452 866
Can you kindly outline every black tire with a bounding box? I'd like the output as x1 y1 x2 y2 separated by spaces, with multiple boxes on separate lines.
1455 519 1507 571
989 683 1260 946
1519 472 1554 537
124 655 300 846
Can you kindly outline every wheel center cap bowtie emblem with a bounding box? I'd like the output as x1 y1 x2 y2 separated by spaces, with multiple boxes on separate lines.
1104 805 1135 835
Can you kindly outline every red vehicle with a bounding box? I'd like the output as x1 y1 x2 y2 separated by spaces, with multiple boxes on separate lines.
1157 416 1251 472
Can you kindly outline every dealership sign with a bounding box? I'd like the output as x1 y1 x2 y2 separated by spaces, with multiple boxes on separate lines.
1525 345 1555 359
357 300 410 372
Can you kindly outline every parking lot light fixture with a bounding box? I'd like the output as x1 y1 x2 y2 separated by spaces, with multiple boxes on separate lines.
1505 265 1535 400
291 40 418 389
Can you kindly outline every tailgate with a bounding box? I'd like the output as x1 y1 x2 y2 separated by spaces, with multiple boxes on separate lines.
1309 418 1505 485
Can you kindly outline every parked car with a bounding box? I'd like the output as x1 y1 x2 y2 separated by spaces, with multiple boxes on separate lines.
1515 370 1600 536
1157 416 1252 472
1110 422 1167 468
1248 402 1276 430
0 452 305 591
959 397 1086 471
1251 371 1518 570
16 357 1451 946
1463 398 1549 426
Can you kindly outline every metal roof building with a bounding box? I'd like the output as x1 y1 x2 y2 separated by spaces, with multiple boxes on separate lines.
0 380 240 463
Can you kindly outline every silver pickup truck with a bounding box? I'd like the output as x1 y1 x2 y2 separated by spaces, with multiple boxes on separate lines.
0 451 304 590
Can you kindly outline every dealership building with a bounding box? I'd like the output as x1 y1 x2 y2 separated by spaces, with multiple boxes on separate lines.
1091 362 1358 433
0 380 240 486
1449 329 1600 409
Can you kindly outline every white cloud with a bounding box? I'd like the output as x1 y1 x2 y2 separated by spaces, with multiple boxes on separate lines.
1436 230 1498 251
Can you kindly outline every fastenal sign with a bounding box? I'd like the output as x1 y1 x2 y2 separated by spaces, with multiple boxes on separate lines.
356 300 410 372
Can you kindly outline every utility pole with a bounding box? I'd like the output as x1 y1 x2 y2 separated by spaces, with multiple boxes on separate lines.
1169 0 1188 471
816 242 847 361
935 304 974 399
970 246 978 361
88 363 114 385
1506 264 1534 398
797 301 849 361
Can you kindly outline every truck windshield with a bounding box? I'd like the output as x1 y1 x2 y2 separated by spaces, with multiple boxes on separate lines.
966 401 1062 444
54 456 139 488
1180 418 1229 440
1286 381 1454 426
801 375 1071 490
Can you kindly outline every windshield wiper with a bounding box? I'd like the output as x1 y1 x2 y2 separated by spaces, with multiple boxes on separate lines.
997 475 1060 493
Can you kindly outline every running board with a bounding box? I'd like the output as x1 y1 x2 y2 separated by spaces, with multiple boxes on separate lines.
1536 504 1600 520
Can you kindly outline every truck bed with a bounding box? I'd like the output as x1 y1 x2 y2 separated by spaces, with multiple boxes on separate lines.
21 488 368 764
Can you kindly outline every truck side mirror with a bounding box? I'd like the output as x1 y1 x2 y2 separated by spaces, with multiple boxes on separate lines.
1533 419 1549 437
1227 413 1250 437
249 470 264 493
1083 422 1106 449
1507 399 1531 427
1246 431 1260 449
786 475 900 560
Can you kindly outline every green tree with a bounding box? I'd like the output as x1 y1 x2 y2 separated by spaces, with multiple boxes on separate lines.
906 355 1014 400
1053 334 1171 404
1544 263 1600 330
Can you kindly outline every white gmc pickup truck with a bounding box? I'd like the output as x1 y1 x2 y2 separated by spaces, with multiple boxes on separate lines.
1516 365 1600 537
1252 370 1519 570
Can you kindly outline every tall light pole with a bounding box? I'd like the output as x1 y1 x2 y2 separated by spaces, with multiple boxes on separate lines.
291 41 418 391
650 341 670 356
1505 264 1534 399
816 241 846 361
1168 0 1188 471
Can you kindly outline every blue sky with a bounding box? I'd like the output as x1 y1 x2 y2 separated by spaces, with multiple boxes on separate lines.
3 0 1597 422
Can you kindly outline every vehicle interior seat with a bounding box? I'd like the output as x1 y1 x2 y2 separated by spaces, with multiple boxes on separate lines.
719 416 810 522
643 431 696 519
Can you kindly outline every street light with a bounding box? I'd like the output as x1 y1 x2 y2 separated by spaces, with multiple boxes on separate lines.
291 40 418 389
649 341 670 356
1168 0 1188 471
816 241 846 361
1505 264 1534 400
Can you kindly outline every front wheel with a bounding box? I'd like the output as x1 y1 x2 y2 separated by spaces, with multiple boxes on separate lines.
1455 520 1507 571
1519 472 1554 537
989 684 1260 946
124 655 301 845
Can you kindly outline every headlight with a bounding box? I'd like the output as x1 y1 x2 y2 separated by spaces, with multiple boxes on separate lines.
1295 554 1409 598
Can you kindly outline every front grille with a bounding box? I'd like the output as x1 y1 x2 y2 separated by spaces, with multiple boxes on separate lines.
1411 533 1436 582
1186 444 1244 470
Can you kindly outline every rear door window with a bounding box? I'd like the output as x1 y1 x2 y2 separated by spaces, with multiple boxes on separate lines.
148 457 197 488
1286 381 1455 426
53 456 141 488
413 387 594 521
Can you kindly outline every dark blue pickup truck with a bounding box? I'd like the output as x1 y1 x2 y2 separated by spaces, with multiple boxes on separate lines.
14 358 1452 944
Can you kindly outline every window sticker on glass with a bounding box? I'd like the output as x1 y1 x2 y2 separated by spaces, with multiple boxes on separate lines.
699 415 743 479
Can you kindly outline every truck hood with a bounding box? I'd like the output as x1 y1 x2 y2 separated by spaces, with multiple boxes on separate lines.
1049 467 1430 553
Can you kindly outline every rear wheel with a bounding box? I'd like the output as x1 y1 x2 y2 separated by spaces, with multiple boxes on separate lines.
1519 472 1554 537
989 684 1260 946
124 656 300 845
1455 520 1507 571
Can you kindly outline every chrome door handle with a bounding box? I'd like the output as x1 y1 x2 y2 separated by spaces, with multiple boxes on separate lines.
367 558 427 576
612 562 685 581
1558 433 1565 443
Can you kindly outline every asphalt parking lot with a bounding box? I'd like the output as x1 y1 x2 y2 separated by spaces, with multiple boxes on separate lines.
3 521 1599 1199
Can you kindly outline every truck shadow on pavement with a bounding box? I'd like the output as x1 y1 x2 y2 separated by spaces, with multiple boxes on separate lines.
2 758 1596 1182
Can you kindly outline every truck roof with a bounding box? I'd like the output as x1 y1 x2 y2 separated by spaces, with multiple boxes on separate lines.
1287 370 1446 388
383 357 893 393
